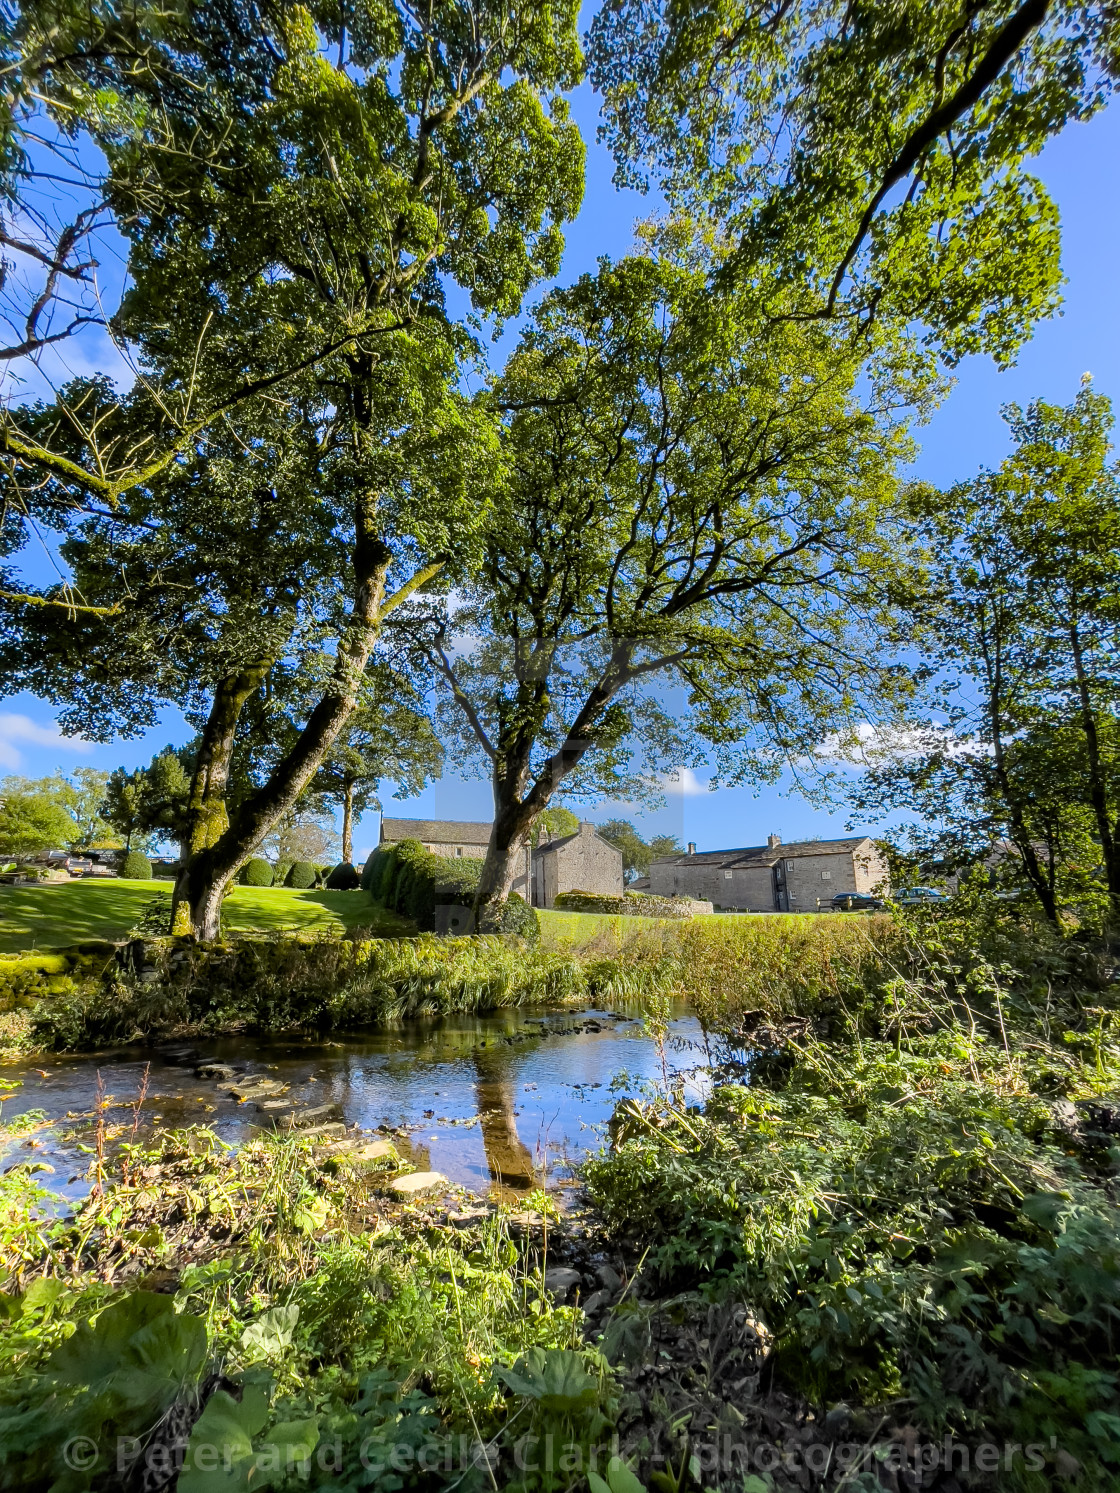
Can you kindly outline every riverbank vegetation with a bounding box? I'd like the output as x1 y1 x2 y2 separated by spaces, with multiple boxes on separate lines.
584 896 1120 1490
1 897 1117 1491
0 1126 607 1493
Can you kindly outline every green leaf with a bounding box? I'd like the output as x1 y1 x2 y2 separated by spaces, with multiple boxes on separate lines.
240 1306 299 1362
606 1455 648 1493
180 1386 271 1493
497 1348 600 1413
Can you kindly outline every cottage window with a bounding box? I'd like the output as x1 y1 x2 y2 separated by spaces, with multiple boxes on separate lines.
821 871 831 880
724 870 733 879
456 847 463 856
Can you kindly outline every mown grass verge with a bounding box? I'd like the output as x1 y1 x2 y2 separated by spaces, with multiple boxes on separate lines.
0 880 411 954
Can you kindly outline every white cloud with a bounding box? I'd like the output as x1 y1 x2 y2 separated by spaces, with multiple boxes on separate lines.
0 713 93 771
662 767 708 797
813 721 984 767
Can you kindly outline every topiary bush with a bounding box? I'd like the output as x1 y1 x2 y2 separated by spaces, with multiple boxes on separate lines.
286 861 317 889
240 857 274 887
359 841 488 931
121 850 153 881
325 863 361 890
274 861 293 889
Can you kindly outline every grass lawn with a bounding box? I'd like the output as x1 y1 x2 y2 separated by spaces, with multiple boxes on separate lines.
0 879 413 953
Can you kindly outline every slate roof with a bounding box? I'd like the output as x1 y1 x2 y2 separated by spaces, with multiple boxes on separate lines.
535 824 616 856
652 836 873 869
379 817 492 845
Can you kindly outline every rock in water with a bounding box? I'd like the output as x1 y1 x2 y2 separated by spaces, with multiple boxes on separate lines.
543 1267 582 1300
390 1171 447 1198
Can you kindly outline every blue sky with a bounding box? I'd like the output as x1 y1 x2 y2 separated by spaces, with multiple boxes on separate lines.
4 84 1118 864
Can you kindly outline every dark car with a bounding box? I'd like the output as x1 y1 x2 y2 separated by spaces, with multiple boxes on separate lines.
830 892 883 912
894 886 949 906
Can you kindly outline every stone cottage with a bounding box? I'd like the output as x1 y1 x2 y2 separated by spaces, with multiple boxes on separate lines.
649 833 889 912
378 816 622 908
532 821 624 908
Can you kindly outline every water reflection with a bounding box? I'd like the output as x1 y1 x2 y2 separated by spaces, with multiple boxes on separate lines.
0 1005 707 1197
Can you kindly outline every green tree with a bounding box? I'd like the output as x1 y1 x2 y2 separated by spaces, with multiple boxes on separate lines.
60 767 117 847
308 669 443 866
589 0 1115 366
2 0 585 940
597 819 651 881
422 255 917 924
0 780 76 857
852 381 1120 924
531 806 580 848
597 820 684 882
101 767 149 853
102 749 193 855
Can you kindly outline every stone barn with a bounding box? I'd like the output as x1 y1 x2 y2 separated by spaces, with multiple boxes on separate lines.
531 821 624 909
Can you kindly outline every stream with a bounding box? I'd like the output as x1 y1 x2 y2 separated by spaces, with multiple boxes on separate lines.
0 1005 708 1202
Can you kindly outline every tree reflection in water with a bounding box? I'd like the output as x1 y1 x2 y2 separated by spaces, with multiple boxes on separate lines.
473 1044 537 1198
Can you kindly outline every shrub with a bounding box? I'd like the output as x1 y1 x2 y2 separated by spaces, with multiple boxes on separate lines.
488 892 540 943
325 862 361 890
240 857 274 887
360 848 386 895
121 850 152 881
286 861 318 889
274 860 293 888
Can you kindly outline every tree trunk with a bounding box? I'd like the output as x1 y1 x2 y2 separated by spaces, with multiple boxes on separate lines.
979 601 1061 924
473 798 536 930
342 778 355 866
472 648 635 929
171 659 272 935
1069 623 1119 915
175 496 396 940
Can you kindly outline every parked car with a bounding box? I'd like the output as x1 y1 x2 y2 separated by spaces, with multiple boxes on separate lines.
894 886 949 906
830 892 883 912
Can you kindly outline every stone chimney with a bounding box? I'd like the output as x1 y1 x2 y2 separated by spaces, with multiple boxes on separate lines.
767 833 782 849
686 841 696 855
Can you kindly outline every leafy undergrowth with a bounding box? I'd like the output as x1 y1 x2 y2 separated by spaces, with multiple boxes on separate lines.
0 1130 614 1493
585 899 1120 1492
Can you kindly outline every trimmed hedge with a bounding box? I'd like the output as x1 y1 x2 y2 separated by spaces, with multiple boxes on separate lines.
286 861 318 889
361 840 538 939
553 889 710 918
121 850 153 881
240 858 274 887
325 863 361 890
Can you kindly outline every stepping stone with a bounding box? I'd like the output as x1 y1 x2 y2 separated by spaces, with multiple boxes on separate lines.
266 1103 345 1130
448 1206 495 1227
228 1079 287 1100
390 1171 447 1198
298 1122 348 1142
595 1263 623 1293
349 1139 397 1163
159 1045 199 1062
196 1062 238 1080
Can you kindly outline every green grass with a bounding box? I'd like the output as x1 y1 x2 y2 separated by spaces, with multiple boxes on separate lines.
0 880 412 952
537 905 821 949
